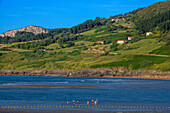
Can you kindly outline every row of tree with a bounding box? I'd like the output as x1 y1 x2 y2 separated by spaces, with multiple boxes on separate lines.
11 34 84 50
68 17 108 34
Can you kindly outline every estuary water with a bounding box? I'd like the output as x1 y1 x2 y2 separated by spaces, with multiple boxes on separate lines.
0 75 170 112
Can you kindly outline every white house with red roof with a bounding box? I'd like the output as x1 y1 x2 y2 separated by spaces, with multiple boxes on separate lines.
117 40 126 44
128 36 134 40
96 41 105 44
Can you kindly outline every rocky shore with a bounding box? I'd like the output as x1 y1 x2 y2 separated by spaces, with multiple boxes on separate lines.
0 68 170 79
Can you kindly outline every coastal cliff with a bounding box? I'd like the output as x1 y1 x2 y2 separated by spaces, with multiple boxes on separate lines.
0 68 170 79
0 25 48 37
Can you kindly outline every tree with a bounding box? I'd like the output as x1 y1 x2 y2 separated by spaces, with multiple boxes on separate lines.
66 42 75 47
118 25 123 29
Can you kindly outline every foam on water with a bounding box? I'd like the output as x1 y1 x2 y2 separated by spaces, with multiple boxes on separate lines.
93 79 122 81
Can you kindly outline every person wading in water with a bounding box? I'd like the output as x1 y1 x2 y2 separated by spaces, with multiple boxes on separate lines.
92 99 94 105
87 101 89 105
77 100 79 104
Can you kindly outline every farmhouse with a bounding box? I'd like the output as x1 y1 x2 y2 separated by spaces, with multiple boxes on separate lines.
146 32 153 36
117 40 126 44
111 18 123 22
128 36 134 40
96 41 105 44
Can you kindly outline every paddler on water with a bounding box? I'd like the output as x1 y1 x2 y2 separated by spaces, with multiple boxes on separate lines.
73 100 75 104
87 101 89 105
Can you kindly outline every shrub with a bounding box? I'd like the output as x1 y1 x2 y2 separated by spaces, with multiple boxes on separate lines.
80 43 84 45
118 25 123 29
0 47 11 51
140 60 153 68
66 42 75 47
82 46 88 50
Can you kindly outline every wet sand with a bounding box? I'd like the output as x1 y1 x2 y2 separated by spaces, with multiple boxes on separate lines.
0 85 96 88
0 109 167 113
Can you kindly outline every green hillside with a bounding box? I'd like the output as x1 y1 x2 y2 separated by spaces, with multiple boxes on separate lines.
0 1 169 72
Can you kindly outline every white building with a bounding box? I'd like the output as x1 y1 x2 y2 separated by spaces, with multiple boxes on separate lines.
146 32 153 36
117 40 126 44
128 36 134 40
111 19 123 22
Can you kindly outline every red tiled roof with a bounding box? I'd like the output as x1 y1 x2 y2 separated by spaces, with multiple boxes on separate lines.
97 41 104 42
128 36 134 38
117 40 125 41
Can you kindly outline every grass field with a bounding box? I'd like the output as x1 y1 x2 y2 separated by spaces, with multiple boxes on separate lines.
0 49 169 71
90 55 170 71
150 45 170 55
116 39 166 54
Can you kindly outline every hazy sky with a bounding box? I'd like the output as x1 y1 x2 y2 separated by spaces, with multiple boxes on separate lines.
0 0 166 33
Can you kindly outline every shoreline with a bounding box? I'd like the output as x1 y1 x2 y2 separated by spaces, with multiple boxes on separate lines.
1 74 170 80
0 69 170 80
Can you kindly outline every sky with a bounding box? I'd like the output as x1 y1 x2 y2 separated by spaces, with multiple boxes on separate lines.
0 0 166 34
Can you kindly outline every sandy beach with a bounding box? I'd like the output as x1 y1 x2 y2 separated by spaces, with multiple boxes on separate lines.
0 85 96 88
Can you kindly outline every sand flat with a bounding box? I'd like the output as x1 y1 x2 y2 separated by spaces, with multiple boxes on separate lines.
0 85 96 88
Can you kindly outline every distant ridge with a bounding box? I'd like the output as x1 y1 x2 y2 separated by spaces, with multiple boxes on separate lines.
0 25 48 37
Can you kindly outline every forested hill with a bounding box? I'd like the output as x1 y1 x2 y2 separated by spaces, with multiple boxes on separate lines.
133 0 170 34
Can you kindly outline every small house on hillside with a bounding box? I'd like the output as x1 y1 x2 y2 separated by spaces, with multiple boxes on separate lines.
128 36 134 40
96 41 105 44
146 32 153 36
117 40 126 44
111 19 123 22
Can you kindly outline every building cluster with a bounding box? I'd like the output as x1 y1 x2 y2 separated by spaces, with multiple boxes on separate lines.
111 18 125 22
96 41 105 45
146 32 153 36
97 16 153 46
96 36 134 45
117 36 134 44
